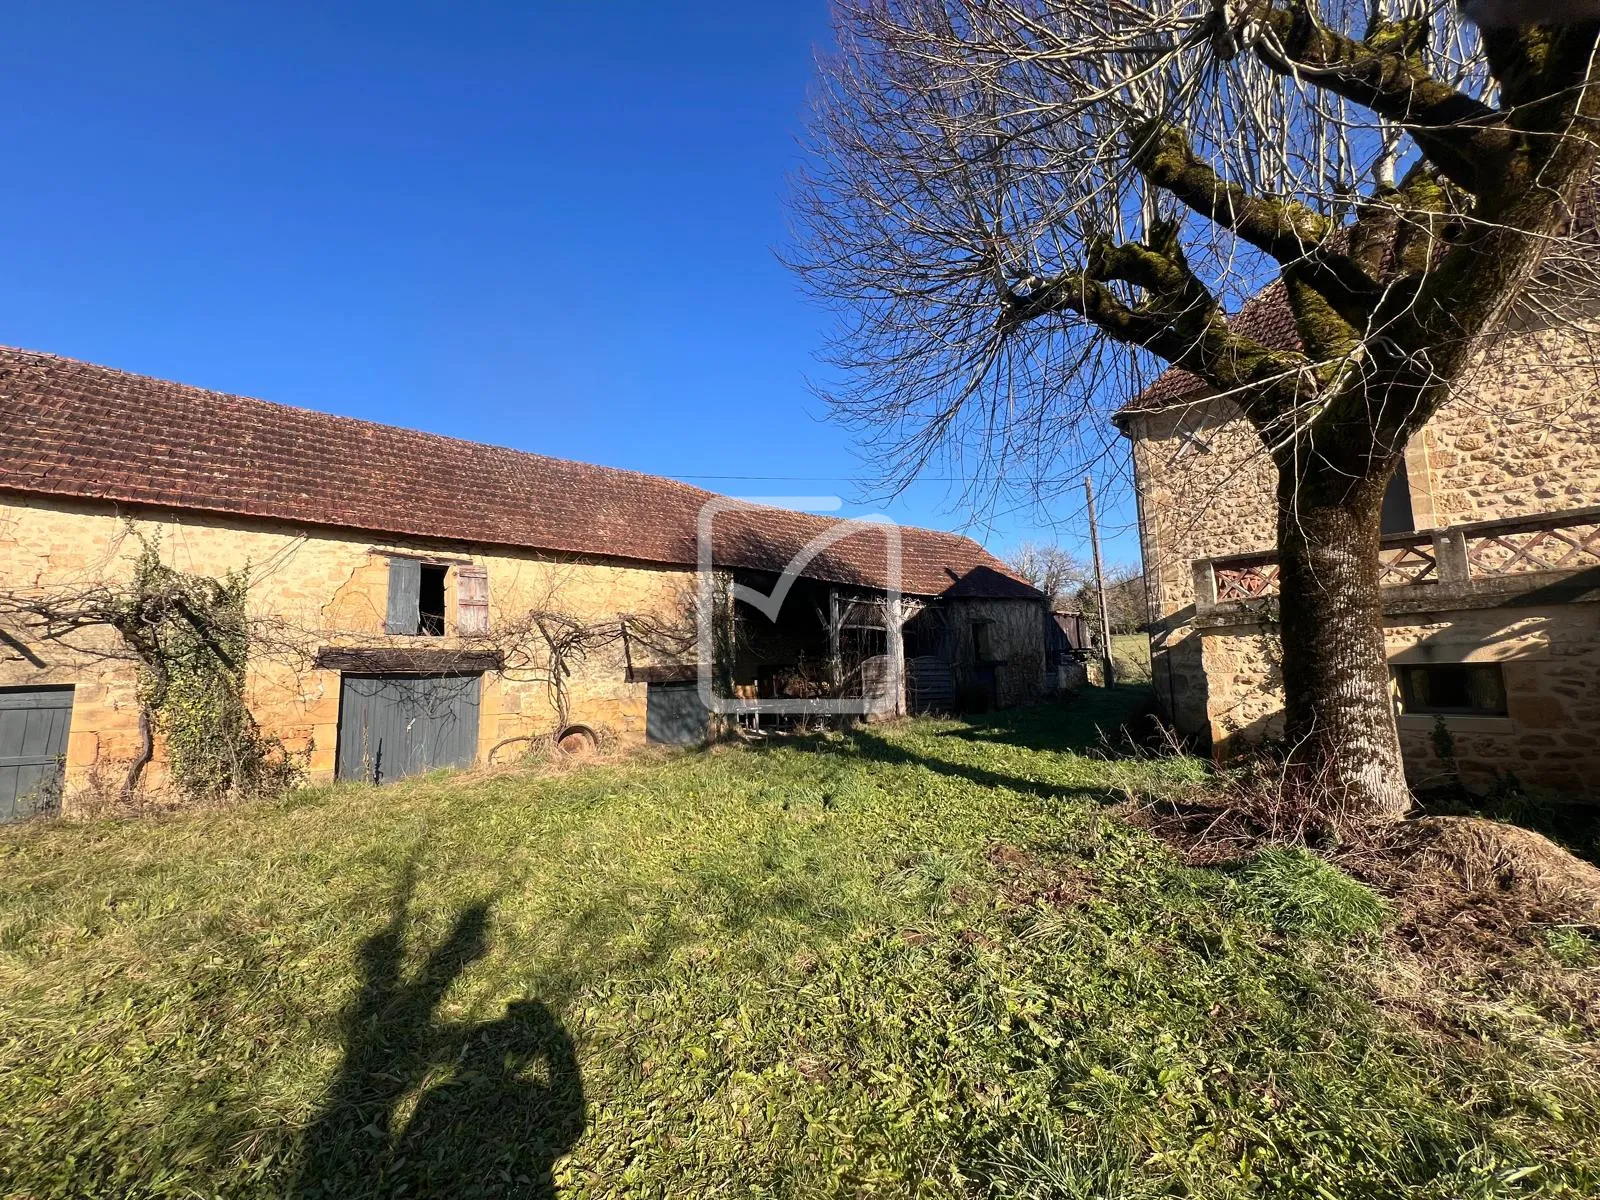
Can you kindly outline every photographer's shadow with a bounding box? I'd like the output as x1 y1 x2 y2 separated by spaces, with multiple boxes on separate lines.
293 869 584 1199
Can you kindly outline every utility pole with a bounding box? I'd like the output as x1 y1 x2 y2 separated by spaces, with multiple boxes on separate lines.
1084 475 1116 689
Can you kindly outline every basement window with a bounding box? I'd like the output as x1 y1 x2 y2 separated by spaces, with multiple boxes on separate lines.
1394 663 1508 717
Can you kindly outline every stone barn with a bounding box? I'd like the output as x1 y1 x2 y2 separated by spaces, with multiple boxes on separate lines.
0 347 1048 817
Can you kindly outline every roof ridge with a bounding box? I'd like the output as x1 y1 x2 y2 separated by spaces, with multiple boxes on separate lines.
0 344 732 502
0 346 1043 600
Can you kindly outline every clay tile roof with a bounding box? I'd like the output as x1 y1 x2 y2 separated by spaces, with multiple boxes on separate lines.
1113 281 1301 423
0 347 1041 601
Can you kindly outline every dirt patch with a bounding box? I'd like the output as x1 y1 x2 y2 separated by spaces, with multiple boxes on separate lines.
984 842 1093 909
1127 793 1600 1036
1337 816 1600 1033
1342 817 1600 957
1366 816 1600 910
1117 796 1280 867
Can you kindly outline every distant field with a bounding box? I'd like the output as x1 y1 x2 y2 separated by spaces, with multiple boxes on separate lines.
1111 632 1152 683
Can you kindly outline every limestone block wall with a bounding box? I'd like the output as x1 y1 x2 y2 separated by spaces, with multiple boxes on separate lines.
1386 606 1600 796
1127 318 1600 742
1198 604 1600 798
0 495 697 807
1195 621 1285 748
1423 324 1600 527
1127 398 1278 736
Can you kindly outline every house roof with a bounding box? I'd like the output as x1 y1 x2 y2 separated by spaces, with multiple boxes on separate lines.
1113 281 1300 425
0 347 1041 601
1111 188 1600 430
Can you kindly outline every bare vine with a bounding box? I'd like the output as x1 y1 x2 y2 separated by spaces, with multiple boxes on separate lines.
0 532 303 805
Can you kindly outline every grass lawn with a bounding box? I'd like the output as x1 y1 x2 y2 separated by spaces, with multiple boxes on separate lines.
3 688 1598 1198
1111 633 1152 684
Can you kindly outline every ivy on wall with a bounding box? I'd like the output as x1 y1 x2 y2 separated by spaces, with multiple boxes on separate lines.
110 536 301 804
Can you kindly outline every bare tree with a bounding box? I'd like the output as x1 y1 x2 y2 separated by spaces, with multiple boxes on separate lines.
1007 541 1090 607
1009 541 1145 631
791 0 1600 817
474 605 697 736
1094 565 1149 636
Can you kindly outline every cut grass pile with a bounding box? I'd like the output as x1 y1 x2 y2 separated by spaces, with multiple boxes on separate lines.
2 688 1598 1198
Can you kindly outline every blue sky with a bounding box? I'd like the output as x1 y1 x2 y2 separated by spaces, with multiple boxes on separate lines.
3 0 1141 567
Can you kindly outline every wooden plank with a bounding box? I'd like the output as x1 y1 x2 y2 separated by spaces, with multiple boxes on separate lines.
646 682 708 745
0 686 73 821
456 567 490 635
336 673 482 784
385 558 422 635
315 647 503 673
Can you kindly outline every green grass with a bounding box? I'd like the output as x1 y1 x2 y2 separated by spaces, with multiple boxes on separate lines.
1111 632 1152 684
2 688 1597 1198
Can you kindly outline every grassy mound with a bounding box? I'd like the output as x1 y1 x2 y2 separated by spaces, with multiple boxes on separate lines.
2 690 1597 1198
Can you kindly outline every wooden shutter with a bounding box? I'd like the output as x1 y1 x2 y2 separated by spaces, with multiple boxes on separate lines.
456 567 490 635
386 558 421 635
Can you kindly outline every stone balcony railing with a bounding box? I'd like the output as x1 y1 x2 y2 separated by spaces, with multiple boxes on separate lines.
1193 504 1600 617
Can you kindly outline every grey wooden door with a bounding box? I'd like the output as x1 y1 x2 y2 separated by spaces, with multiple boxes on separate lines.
0 686 73 822
646 682 708 745
336 674 481 784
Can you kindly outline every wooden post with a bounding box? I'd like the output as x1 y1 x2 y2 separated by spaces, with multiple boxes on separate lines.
828 588 842 692
1085 476 1116 689
885 593 906 718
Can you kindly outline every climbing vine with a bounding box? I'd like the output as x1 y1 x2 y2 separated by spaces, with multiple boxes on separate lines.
113 538 300 803
0 531 302 805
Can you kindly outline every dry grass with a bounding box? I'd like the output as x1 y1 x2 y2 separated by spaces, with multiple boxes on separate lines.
3 691 1599 1198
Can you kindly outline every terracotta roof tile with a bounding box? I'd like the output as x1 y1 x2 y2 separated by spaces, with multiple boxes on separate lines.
1114 281 1301 421
0 347 1041 601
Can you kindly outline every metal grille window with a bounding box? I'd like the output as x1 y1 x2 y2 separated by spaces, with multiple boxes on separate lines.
457 567 490 635
1395 664 1508 717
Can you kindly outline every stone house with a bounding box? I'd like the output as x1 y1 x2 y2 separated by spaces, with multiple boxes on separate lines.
0 348 1046 818
1118 292 1600 798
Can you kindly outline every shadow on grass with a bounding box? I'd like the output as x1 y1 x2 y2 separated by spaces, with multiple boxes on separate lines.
935 685 1164 756
293 867 585 1199
840 728 1123 804
746 685 1167 805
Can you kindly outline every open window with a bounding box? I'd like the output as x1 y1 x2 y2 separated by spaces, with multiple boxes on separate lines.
1394 663 1507 717
418 564 446 635
1381 457 1415 535
386 558 449 637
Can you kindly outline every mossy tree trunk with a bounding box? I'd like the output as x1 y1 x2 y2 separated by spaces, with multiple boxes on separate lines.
796 4 1600 822
1273 457 1411 818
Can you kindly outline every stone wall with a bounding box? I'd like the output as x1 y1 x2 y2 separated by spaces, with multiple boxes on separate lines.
1198 602 1600 798
0 495 698 807
1127 317 1600 757
1195 619 1285 748
1127 396 1278 737
1423 324 1600 526
1387 605 1600 796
